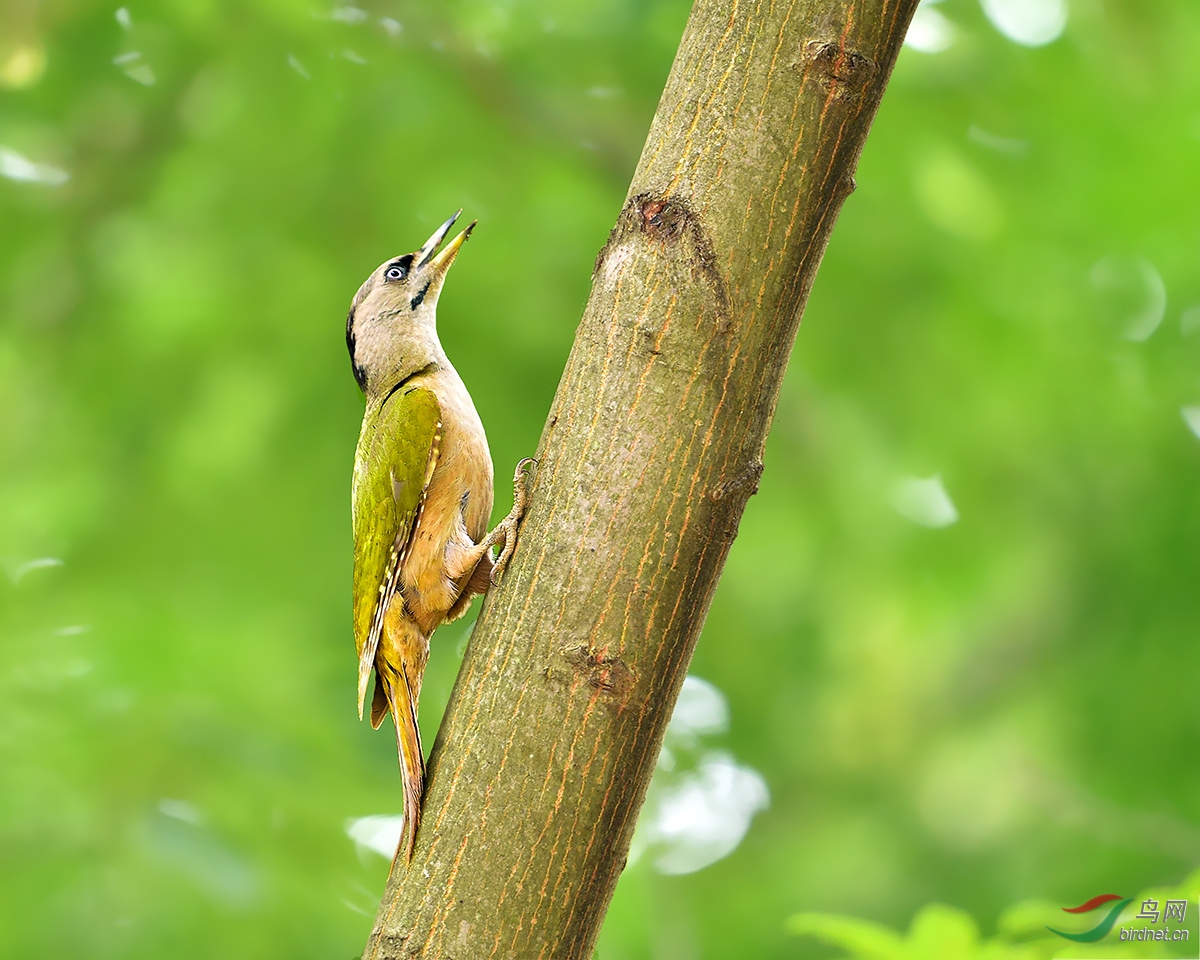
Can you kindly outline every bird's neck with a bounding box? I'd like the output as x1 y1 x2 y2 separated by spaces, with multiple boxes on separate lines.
364 341 451 400
367 356 446 403
360 319 449 400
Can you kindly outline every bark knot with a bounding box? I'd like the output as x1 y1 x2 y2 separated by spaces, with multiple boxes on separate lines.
619 192 733 330
800 39 877 100
709 459 764 503
638 196 685 240
557 643 636 702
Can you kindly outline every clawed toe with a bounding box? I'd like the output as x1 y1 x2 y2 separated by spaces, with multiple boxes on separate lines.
512 458 536 506
488 460 536 586
490 521 517 585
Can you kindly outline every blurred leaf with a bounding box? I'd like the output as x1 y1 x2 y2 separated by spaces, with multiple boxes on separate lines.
786 911 906 960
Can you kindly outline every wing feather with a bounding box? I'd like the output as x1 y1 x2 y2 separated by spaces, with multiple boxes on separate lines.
351 386 441 718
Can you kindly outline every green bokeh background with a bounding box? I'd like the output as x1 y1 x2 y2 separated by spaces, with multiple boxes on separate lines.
2 1 1198 957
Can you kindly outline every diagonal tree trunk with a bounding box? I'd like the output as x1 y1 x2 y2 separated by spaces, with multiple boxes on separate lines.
364 0 919 956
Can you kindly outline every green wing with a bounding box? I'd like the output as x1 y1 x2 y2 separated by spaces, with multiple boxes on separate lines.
351 386 441 717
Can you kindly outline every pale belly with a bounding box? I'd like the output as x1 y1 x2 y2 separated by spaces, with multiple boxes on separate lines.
399 384 494 635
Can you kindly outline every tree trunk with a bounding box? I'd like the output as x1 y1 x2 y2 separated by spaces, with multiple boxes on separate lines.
364 0 918 956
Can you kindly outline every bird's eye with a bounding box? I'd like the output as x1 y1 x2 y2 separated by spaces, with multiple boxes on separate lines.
385 265 406 281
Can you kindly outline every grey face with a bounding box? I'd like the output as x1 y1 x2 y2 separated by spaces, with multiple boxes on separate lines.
344 211 473 393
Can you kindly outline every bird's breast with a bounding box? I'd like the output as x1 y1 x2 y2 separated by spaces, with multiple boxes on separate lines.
397 368 494 624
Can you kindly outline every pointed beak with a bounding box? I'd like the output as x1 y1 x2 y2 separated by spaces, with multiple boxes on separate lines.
417 209 475 274
426 220 475 273
417 210 460 267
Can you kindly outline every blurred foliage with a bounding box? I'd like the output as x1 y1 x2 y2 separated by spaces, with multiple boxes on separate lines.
1 0 1198 958
789 868 1200 959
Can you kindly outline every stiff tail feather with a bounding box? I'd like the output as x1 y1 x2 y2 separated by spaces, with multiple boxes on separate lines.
379 666 425 863
377 604 430 863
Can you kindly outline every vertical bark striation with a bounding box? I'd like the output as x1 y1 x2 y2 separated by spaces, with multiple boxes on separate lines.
365 1 918 956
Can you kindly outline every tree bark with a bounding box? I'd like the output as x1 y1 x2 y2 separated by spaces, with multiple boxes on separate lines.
364 0 918 956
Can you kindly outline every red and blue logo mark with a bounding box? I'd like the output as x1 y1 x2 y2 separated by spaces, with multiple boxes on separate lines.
1046 894 1133 943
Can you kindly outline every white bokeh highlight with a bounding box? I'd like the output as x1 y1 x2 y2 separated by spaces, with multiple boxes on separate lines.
1090 255 1166 342
631 675 769 875
981 0 1067 47
0 147 68 186
891 474 959 528
667 675 729 743
346 814 404 859
113 50 156 86
906 0 956 54
1181 407 1200 441
636 753 770 875
158 798 203 825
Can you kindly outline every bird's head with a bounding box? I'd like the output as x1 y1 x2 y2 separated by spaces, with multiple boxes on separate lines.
345 210 475 393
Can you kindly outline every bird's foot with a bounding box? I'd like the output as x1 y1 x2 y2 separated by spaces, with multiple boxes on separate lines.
485 458 536 585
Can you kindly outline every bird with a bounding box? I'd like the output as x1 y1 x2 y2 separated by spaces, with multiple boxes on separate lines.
345 211 532 863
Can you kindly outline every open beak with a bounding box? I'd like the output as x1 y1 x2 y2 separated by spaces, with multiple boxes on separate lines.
417 209 476 273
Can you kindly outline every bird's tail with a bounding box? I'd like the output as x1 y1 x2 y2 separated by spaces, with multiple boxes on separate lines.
374 607 430 863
